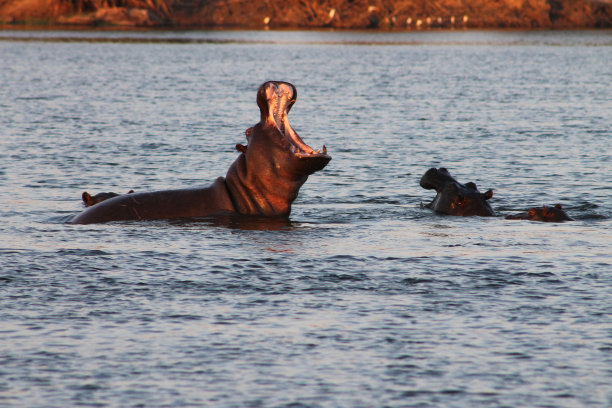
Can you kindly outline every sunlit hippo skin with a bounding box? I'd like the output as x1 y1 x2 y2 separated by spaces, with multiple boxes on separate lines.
82 190 134 207
70 81 331 224
419 167 494 216
505 204 573 222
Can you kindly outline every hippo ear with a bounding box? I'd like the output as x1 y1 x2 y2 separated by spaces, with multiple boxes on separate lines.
484 189 493 200
528 208 536 217
554 204 562 209
235 143 247 153
127 190 134 194
82 192 91 204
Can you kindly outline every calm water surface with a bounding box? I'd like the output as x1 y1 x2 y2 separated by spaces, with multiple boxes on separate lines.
0 29 611 407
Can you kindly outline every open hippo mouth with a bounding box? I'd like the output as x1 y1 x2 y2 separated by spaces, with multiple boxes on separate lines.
258 81 329 159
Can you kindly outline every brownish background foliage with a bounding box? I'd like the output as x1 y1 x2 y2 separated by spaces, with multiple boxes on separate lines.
1 0 611 28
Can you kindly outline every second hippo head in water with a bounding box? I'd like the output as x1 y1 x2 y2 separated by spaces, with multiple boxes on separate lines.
420 167 495 217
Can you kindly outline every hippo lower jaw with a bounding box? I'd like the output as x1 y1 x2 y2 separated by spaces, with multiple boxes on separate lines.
280 115 328 159
280 112 328 157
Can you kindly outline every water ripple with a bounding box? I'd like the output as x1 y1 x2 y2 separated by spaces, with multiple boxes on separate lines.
0 30 610 408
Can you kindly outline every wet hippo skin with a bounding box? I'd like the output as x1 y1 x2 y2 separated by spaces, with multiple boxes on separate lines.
71 81 331 224
505 204 573 222
420 167 495 216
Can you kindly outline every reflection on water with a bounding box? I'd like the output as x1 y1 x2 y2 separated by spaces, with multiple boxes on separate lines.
2 27 612 46
169 214 295 231
0 29 611 408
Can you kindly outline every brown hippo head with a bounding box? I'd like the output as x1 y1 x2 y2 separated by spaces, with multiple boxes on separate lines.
420 167 494 217
506 204 573 222
225 81 331 217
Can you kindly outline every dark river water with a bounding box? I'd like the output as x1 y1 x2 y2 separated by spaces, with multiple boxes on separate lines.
1 29 611 407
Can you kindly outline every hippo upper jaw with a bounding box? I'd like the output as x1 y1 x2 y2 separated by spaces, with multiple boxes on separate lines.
420 167 456 191
251 81 331 175
237 81 331 176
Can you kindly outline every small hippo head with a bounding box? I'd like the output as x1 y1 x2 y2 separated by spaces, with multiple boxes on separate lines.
420 168 494 217
82 190 133 207
506 204 573 222
82 191 119 207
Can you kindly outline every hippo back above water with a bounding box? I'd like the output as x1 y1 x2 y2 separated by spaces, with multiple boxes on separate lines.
419 167 494 217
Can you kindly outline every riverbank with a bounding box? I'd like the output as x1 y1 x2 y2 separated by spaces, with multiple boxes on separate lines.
1 0 611 29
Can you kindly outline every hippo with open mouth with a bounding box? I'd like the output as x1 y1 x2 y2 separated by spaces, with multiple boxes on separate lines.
505 204 573 222
71 81 331 224
419 167 494 216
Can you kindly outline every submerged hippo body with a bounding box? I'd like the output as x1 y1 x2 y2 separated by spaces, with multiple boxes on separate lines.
71 81 331 224
419 167 494 216
506 204 573 222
